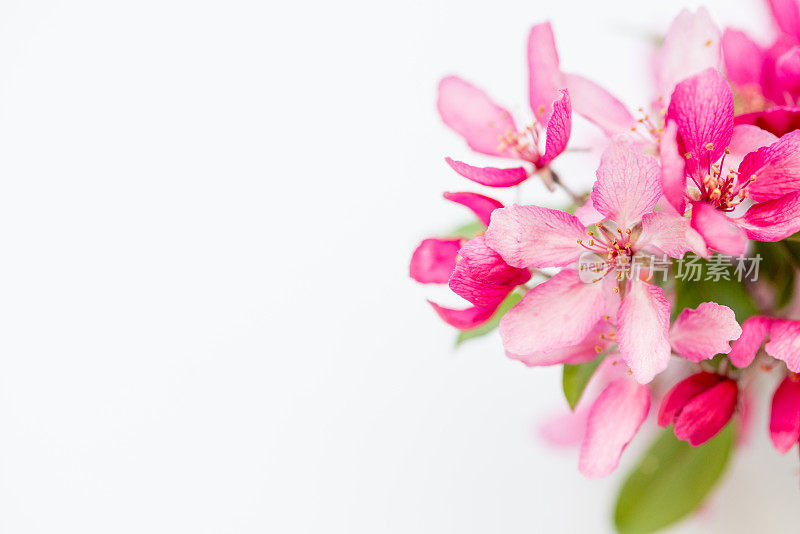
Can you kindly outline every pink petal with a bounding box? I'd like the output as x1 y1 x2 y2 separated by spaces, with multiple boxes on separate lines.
527 22 563 123
574 197 604 227
563 73 634 135
617 280 671 384
722 29 765 87
409 238 462 284
427 301 495 330
690 201 747 255
738 130 800 202
510 319 614 367
540 405 589 447
667 69 734 179
590 137 662 229
765 319 800 373
669 303 742 361
655 8 722 97
442 192 503 227
768 0 800 39
444 158 529 188
485 204 585 269
579 377 650 478
727 125 778 175
728 316 773 367
658 372 724 427
734 106 800 137
734 191 800 242
770 374 800 453
437 76 518 157
636 211 708 258
499 269 608 356
659 120 687 215
674 379 738 446
776 46 800 99
448 237 531 308
538 90 571 167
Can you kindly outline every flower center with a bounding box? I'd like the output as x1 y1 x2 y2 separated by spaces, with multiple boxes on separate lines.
687 146 757 211
497 123 542 163
577 223 635 285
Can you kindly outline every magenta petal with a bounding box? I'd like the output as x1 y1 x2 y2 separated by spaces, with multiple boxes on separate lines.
538 90 571 167
637 211 707 259
674 379 738 446
776 46 800 99
617 280 672 384
734 106 800 137
728 316 772 367
527 22 563 123
658 372 724 427
563 73 634 135
444 158 529 188
768 0 800 39
442 191 503 227
659 121 687 215
734 191 800 242
437 76 518 157
667 69 734 178
428 301 495 330
765 319 800 373
770 375 800 453
409 238 462 284
669 302 742 361
449 236 530 308
590 137 662 229
579 377 650 478
655 8 722 96
499 270 607 356
485 204 585 269
722 29 764 87
690 201 747 255
738 130 800 202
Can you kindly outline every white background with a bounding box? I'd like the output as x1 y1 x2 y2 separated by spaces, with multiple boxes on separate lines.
0 0 796 532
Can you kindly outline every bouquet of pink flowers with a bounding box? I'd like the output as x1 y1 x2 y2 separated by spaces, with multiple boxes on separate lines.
410 2 800 532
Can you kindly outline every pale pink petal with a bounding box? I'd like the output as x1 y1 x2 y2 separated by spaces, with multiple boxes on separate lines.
444 158 529 188
636 211 708 258
442 192 503 227
540 405 589 447
655 8 722 97
590 136 662 228
738 130 800 202
427 301 495 330
770 374 800 453
674 379 738 446
658 372 724 427
734 106 800 137
499 269 608 356
669 303 742 361
485 204 585 268
728 316 772 367
734 191 800 242
765 319 800 372
437 76 518 157
722 29 765 87
666 69 734 178
659 120 687 215
563 73 635 135
617 280 672 384
510 319 614 367
409 238 462 284
538 90 571 167
690 201 747 255
574 197 604 226
768 0 800 39
579 377 650 478
527 22 563 123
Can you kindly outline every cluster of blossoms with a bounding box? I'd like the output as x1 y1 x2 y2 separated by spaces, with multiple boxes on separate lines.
411 2 800 527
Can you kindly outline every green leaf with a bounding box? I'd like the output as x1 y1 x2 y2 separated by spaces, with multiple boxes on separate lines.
614 424 735 534
447 220 485 240
672 254 758 321
455 292 522 346
562 357 603 410
753 240 796 308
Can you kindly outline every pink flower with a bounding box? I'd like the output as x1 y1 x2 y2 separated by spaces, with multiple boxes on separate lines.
438 22 632 188
658 372 739 446
728 316 800 372
663 68 800 254
769 373 800 453
486 137 706 383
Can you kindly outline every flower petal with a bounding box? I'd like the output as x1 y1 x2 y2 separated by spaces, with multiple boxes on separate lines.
636 211 708 258
690 201 747 255
499 269 607 356
728 316 772 367
444 158 529 188
770 374 800 453
485 204 585 268
776 46 800 99
727 125 778 175
765 319 800 373
734 106 800 137
442 192 503 227
658 372 724 427
733 191 800 242
617 280 671 384
673 379 738 446
538 90 571 167
574 197 604 227
437 76 518 157
563 73 634 135
669 302 742 361
590 136 662 228
738 130 800 202
768 0 800 39
409 238 462 284
427 301 495 330
509 319 614 367
527 22 563 123
579 377 650 478
655 8 722 97
722 29 765 87
449 236 530 308
659 120 687 215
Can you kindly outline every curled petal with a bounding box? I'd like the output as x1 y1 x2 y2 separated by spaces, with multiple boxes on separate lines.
690 201 747 255
658 372 724 427
428 301 495 330
527 22 563 123
734 191 800 242
539 90 571 167
444 158 528 188
617 280 671 384
770 374 800 453
673 379 738 446
669 302 742 361
765 319 800 373
563 73 634 135
409 238 462 284
738 130 800 202
728 316 772 368
443 192 503 227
